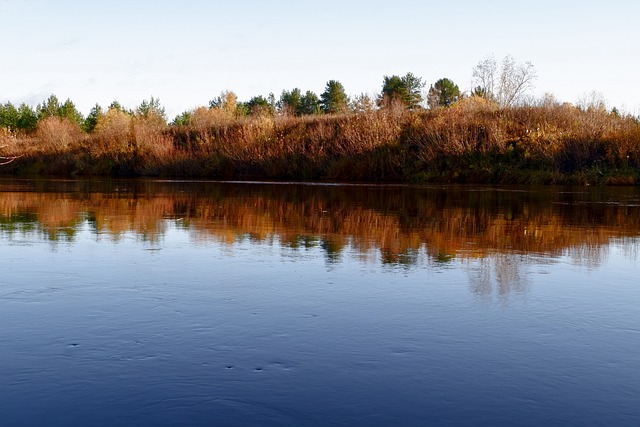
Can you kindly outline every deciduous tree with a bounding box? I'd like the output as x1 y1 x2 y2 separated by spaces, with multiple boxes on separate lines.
472 55 536 107
350 93 376 113
209 91 238 115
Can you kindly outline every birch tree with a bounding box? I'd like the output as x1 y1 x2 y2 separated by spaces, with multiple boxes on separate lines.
472 55 536 107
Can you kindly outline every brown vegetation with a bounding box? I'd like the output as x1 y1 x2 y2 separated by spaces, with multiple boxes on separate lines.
1 100 639 184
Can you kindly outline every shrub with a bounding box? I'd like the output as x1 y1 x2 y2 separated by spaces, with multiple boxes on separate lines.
34 117 84 151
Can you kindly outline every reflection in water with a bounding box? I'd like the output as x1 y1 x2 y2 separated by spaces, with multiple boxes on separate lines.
2 179 640 426
468 254 532 300
1 179 639 296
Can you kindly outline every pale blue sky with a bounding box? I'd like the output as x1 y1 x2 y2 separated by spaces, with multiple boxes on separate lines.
1 0 638 118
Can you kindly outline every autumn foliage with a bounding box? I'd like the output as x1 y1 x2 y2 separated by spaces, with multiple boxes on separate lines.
1 99 639 184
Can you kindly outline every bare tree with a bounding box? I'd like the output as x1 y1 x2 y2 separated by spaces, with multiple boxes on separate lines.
577 91 607 112
472 56 497 101
472 55 536 107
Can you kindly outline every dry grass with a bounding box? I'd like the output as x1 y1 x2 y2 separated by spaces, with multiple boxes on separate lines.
1 102 639 184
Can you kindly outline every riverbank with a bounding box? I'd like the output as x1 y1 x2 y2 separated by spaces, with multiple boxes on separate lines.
2 99 639 185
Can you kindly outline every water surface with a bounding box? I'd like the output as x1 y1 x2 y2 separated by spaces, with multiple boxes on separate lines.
1 179 639 426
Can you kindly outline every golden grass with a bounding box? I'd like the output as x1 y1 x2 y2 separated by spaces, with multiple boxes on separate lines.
1 102 639 184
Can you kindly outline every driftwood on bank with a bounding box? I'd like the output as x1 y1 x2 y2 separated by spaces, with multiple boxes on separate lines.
0 145 22 165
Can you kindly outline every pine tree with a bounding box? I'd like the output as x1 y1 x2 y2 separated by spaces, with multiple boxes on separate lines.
320 80 349 114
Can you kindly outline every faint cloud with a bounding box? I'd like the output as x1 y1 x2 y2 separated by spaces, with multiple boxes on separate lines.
7 90 52 107
43 37 81 52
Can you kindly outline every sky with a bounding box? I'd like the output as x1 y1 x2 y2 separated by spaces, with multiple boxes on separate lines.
1 0 639 118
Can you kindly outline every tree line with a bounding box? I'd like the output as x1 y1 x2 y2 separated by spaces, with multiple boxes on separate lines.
0 55 550 135
0 52 637 185
0 71 465 133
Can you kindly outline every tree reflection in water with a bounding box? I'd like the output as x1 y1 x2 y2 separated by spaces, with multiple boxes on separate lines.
467 254 532 299
0 179 639 297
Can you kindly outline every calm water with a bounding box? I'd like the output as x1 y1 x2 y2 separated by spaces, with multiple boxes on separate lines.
1 179 639 426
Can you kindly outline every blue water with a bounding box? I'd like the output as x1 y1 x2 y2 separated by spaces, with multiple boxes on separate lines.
1 180 639 426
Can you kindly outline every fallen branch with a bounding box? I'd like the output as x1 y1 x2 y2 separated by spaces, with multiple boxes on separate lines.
0 145 22 165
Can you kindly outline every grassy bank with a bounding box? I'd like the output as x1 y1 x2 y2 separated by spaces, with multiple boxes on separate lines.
1 98 639 185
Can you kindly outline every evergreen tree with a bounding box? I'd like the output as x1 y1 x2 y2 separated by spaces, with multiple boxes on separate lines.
0 102 19 130
246 95 273 115
300 91 321 115
171 110 192 126
427 78 461 108
379 73 424 109
235 102 250 117
136 96 166 123
36 95 84 125
16 103 38 132
84 104 104 132
37 94 61 119
380 75 405 105
108 100 131 114
267 93 277 113
471 86 488 99
320 80 349 114
59 98 84 125
278 88 302 115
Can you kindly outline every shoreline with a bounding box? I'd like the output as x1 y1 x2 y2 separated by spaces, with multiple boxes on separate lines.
2 102 639 186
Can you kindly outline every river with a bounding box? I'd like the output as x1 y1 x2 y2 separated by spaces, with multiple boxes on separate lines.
1 179 639 426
